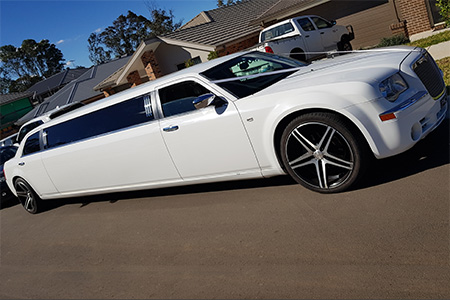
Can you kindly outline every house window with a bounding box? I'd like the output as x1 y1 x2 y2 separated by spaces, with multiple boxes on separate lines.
177 56 202 70
426 0 444 26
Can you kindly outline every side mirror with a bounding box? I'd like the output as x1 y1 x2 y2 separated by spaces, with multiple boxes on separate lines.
193 93 227 110
331 20 336 26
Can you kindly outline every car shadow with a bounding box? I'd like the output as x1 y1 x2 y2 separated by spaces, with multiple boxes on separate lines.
40 175 297 213
358 118 449 189
0 197 20 210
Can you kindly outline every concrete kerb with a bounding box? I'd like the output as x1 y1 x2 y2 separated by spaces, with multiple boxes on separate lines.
426 40 450 60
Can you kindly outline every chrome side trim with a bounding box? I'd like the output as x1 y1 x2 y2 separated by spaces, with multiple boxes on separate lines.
380 91 428 117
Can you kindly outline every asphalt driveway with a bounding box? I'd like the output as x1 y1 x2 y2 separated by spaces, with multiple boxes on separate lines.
0 119 449 299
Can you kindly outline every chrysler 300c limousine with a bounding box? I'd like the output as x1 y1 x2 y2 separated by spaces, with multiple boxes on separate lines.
4 49 447 213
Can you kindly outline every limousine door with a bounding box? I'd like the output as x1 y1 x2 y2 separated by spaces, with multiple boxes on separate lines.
156 79 261 181
40 94 182 194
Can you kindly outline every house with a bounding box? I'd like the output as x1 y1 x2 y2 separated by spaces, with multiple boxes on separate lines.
27 68 87 104
94 0 278 96
16 56 130 126
0 91 34 138
0 68 88 138
95 0 446 94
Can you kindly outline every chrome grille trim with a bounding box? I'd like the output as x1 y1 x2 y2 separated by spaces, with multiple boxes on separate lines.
412 51 446 100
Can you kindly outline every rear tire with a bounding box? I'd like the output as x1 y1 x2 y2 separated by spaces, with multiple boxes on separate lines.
290 48 306 62
280 112 368 193
14 178 42 214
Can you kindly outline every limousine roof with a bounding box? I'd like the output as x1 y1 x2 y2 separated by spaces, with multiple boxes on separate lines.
19 51 248 138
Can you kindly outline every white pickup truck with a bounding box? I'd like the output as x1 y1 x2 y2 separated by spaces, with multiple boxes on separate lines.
257 15 354 61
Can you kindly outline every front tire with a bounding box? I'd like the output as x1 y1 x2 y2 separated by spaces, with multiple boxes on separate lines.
14 178 42 214
280 112 367 193
338 40 352 52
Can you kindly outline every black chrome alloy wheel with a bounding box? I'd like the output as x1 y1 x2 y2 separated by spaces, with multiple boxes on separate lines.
281 113 366 193
14 178 41 214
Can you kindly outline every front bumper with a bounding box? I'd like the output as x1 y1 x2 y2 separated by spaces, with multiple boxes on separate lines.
375 90 448 158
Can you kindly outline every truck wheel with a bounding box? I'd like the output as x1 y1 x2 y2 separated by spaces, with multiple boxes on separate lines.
280 112 367 193
339 40 352 51
290 49 306 62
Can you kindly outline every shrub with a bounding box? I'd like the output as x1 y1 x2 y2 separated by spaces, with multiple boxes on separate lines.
208 51 219 60
436 0 450 27
377 34 410 47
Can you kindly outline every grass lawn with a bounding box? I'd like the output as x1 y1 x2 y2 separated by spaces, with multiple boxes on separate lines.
436 57 450 87
408 30 450 87
408 30 450 48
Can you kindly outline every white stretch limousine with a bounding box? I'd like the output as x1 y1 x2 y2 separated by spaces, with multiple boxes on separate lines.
4 49 448 213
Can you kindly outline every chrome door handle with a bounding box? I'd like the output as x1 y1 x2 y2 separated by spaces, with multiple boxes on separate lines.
163 125 179 132
18 162 25 166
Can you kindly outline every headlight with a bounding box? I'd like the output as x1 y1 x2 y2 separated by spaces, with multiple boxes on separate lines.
379 73 408 102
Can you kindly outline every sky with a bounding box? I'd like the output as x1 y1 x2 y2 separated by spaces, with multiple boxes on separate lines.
0 0 218 68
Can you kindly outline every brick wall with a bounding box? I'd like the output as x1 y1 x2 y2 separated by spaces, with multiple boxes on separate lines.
397 0 432 36
390 20 408 37
126 70 142 88
141 50 163 80
217 35 259 57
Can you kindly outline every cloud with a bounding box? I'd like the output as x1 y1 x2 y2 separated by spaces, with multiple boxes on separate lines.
94 28 102 33
56 40 65 45
65 60 75 68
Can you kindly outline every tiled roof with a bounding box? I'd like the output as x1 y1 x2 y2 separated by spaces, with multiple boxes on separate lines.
17 56 130 125
160 0 279 47
0 91 34 106
93 65 126 91
250 0 331 25
26 68 87 96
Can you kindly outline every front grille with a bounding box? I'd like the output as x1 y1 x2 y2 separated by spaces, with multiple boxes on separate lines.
413 51 446 100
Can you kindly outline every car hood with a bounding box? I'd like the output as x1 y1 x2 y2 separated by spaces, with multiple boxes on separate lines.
267 46 417 93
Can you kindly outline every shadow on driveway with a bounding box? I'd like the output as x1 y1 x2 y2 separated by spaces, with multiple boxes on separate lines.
359 118 449 189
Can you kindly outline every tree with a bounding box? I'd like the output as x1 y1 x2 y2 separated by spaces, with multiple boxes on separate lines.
145 2 182 36
0 39 64 93
88 32 112 66
87 8 181 65
217 0 241 7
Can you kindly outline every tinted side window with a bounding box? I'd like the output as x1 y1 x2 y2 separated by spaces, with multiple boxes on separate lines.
23 132 41 156
311 17 332 29
296 18 315 31
17 120 44 144
261 23 295 42
159 81 211 117
46 95 153 149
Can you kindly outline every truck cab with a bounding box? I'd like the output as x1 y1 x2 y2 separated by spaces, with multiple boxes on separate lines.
259 15 354 61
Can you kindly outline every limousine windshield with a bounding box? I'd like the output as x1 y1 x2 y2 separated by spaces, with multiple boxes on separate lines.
201 52 306 98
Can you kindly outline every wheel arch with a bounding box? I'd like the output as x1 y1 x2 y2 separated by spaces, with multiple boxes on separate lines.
340 34 351 42
11 175 41 198
272 108 374 170
290 48 306 61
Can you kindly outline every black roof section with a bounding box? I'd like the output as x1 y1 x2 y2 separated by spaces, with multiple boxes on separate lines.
27 68 87 96
17 56 130 125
